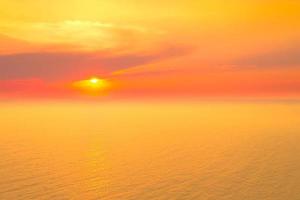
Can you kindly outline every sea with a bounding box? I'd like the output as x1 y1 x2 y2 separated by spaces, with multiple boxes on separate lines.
0 101 299 199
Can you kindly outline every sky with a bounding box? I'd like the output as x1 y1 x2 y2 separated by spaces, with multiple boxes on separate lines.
0 0 300 100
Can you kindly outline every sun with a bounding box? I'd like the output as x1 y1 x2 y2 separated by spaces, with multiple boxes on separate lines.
72 77 110 94
90 78 99 84
86 77 108 89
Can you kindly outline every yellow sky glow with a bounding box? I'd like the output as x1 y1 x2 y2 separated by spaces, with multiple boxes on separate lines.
0 0 300 99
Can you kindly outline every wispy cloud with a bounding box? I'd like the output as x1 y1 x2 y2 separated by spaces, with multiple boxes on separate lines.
0 20 193 81
236 43 300 67
0 45 192 80
0 20 163 53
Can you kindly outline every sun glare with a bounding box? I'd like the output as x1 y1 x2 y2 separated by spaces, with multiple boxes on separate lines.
72 77 110 94
90 78 99 84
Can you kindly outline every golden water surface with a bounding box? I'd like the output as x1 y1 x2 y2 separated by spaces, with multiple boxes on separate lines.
0 102 299 199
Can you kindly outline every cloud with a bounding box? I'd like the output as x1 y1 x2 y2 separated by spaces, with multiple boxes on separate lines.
0 20 193 81
0 20 163 53
0 45 192 80
236 43 300 67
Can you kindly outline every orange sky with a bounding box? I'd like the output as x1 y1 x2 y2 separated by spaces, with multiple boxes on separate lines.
0 0 300 100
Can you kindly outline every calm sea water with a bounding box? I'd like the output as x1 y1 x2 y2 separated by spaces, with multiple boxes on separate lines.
0 102 299 199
